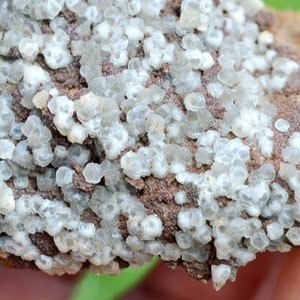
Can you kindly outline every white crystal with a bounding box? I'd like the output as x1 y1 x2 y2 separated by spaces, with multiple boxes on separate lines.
0 181 15 215
83 163 103 184
211 264 231 291
275 119 290 133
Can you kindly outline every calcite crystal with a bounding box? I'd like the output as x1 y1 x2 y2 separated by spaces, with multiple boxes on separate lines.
0 0 299 290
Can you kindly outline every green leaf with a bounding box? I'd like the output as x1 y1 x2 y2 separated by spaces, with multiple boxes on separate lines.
264 0 300 10
70 257 159 300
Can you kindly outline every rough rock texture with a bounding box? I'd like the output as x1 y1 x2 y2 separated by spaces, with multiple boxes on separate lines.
0 1 300 289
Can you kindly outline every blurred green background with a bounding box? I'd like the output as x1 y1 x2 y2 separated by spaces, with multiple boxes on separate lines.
71 257 158 300
264 0 300 10
70 1 300 299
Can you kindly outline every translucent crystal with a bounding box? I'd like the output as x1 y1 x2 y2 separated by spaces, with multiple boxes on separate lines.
275 118 289 133
83 163 103 184
211 264 231 291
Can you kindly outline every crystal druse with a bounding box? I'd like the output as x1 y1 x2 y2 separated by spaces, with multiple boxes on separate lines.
0 0 299 290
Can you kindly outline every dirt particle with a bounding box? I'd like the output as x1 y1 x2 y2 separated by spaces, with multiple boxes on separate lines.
139 175 183 243
29 232 59 256
10 87 30 123
254 11 276 30
80 208 101 228
71 162 95 193
4 47 21 60
102 61 125 76
125 177 145 190
118 214 129 239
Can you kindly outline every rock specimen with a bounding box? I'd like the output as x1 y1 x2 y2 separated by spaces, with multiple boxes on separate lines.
0 0 299 290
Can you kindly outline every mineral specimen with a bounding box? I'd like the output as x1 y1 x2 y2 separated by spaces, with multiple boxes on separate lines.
0 0 299 290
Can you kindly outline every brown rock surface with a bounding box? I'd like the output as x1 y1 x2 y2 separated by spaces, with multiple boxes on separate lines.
0 6 300 282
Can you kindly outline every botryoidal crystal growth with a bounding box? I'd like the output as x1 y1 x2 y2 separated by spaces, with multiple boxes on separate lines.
0 0 299 290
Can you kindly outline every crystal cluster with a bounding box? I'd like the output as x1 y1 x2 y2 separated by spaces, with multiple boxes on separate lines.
0 0 299 290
